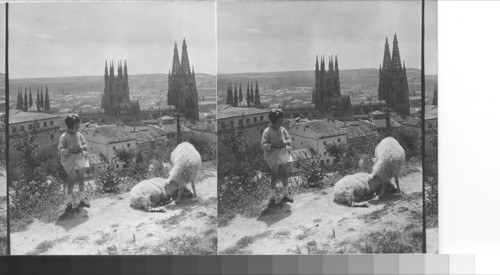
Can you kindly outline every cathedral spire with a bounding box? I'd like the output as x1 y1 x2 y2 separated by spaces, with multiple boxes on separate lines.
124 60 128 79
105 60 108 79
382 37 392 71
180 38 191 75
334 55 339 74
320 56 325 72
315 55 319 72
392 33 402 72
172 42 181 75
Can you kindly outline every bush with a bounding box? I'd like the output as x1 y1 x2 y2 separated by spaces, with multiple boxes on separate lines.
295 154 326 189
10 128 65 221
326 143 360 176
392 127 421 158
96 159 122 193
218 127 270 218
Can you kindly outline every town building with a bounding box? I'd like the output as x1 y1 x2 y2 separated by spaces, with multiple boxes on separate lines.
81 124 136 171
378 34 410 115
168 39 199 121
102 60 141 124
312 55 352 118
8 110 61 157
217 105 270 144
288 119 347 167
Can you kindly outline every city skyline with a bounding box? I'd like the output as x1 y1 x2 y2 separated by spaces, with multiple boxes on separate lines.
218 1 437 75
9 2 216 79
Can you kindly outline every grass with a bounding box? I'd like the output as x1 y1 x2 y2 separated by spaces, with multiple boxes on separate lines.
353 226 423 253
27 236 70 255
95 231 112 245
151 229 217 255
220 230 272 255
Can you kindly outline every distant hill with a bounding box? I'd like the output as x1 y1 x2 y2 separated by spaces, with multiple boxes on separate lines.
9 73 216 95
218 68 437 90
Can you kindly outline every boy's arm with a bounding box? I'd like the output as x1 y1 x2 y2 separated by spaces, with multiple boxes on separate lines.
283 128 292 145
79 133 88 151
58 135 70 156
261 129 272 151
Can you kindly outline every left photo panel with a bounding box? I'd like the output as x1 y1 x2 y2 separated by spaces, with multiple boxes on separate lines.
7 2 217 255
0 3 6 256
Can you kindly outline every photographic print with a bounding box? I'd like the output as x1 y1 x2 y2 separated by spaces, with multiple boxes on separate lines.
0 3 6 256
424 0 438 254
217 0 427 254
7 2 217 255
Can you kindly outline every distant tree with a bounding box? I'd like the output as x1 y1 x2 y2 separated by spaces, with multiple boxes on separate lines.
40 92 44 111
36 91 40 112
254 81 261 107
233 86 238 107
45 86 51 111
246 81 251 107
23 91 28 111
238 82 243 104
226 82 233 105
29 90 33 108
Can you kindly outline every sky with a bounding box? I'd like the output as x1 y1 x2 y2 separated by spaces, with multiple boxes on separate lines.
218 0 437 74
9 2 216 79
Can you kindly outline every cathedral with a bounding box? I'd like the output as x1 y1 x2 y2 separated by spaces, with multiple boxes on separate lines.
378 34 410 115
168 39 199 121
102 60 141 122
312 55 352 116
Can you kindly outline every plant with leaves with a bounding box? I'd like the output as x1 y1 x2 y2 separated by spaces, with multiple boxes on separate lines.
295 154 326 189
96 158 122 193
10 126 65 219
326 143 360 176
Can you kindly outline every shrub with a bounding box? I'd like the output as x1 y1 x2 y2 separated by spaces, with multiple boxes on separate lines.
295 154 326 189
217 127 270 218
10 128 65 221
96 159 122 193
326 143 360 176
392 127 421 158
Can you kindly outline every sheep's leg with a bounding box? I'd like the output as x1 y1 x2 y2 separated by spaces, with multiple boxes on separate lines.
378 182 387 199
395 176 401 192
191 181 197 198
175 186 184 204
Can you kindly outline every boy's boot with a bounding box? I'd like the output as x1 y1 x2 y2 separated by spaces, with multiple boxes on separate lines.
268 189 278 208
281 186 294 203
78 191 90 208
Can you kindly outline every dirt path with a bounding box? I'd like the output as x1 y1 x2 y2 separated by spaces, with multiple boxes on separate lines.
219 166 423 254
11 168 217 255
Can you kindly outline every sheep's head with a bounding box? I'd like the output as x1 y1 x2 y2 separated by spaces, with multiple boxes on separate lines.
367 174 383 192
164 179 179 195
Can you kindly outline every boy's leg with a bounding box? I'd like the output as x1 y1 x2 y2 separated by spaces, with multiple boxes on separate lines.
269 164 279 207
76 169 90 208
66 169 77 212
280 163 293 203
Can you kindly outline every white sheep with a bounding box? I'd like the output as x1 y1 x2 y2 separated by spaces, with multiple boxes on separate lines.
368 137 405 198
130 177 171 212
129 142 201 212
333 172 376 207
165 142 201 204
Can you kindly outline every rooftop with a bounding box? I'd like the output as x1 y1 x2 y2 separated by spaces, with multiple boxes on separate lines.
296 119 347 138
217 105 268 119
9 110 61 124
85 125 136 143
425 105 438 120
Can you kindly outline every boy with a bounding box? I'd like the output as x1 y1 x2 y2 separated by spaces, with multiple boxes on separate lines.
261 109 294 207
58 114 90 213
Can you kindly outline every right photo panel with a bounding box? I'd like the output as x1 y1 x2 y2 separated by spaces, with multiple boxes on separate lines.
217 1 426 254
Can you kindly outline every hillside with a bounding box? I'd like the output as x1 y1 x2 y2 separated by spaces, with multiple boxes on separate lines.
11 163 217 255
218 69 437 90
9 73 216 95
219 162 423 254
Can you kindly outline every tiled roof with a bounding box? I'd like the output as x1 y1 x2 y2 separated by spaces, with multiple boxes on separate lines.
87 125 136 143
217 106 269 119
87 153 104 166
135 131 166 144
9 110 61 124
301 120 346 138
189 121 217 132
360 119 402 129
425 105 438 120
158 124 190 133
290 148 314 160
